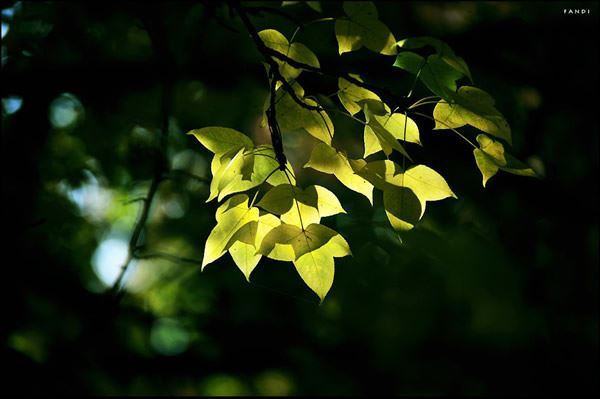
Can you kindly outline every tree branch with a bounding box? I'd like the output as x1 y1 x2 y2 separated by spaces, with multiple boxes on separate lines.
109 7 173 297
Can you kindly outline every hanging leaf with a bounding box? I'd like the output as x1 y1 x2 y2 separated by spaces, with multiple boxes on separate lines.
358 161 456 217
304 142 374 204
258 29 320 84
188 127 254 155
396 36 473 82
364 104 412 160
337 75 382 115
275 83 334 144
433 86 512 144
383 187 422 231
256 184 345 227
393 52 463 100
335 1 397 55
373 112 421 145
202 194 260 269
293 233 351 301
207 146 296 202
473 134 537 187
228 213 282 281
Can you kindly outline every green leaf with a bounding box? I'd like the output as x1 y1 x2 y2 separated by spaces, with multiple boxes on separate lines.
337 75 382 116
256 184 345 227
402 164 457 215
433 86 512 144
202 194 259 269
208 148 246 202
473 134 537 187
364 104 412 160
208 146 296 202
335 2 397 56
304 143 374 204
396 36 473 82
188 127 253 155
228 213 281 281
293 233 351 301
373 112 421 145
393 52 463 100
275 83 334 144
258 29 320 84
358 161 456 217
383 187 422 231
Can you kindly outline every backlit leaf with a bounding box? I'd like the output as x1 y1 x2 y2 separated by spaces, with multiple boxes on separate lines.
473 134 537 187
337 75 382 116
433 86 512 144
393 52 463 100
335 2 397 55
383 187 422 231
258 29 320 84
227 213 281 281
202 194 259 269
188 127 253 155
256 184 345 227
293 233 351 301
396 36 473 82
304 143 374 204
275 84 334 144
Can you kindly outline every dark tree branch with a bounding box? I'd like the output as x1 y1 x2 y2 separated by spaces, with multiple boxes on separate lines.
233 3 322 113
109 7 174 298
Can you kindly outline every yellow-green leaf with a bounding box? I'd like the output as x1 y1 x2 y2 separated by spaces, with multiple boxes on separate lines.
473 134 537 187
373 112 421 145
275 84 334 144
433 86 512 144
293 233 351 301
188 127 253 155
202 194 259 269
364 104 412 160
256 184 345 227
258 223 339 261
337 76 382 116
335 2 397 56
304 142 374 204
383 187 422 231
258 29 320 84
228 213 281 281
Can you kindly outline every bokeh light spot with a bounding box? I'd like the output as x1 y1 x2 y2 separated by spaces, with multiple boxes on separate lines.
150 318 190 356
91 236 136 288
3 96 22 114
49 93 84 129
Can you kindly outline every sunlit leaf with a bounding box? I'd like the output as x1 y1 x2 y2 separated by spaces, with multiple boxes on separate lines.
293 233 351 301
364 104 412 160
228 213 281 281
304 143 374 204
358 161 456 217
397 36 473 81
473 134 537 187
275 83 334 144
202 194 259 269
337 75 382 115
393 52 463 100
258 29 320 84
188 127 253 155
373 112 421 145
335 1 397 55
256 184 345 227
383 186 422 231
433 86 512 144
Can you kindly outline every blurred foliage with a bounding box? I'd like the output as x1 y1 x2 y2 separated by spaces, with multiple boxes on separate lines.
2 1 598 395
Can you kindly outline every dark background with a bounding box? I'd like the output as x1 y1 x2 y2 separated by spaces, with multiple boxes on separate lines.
2 1 598 395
